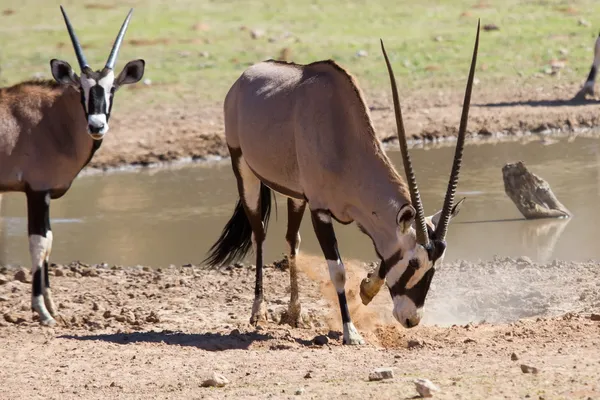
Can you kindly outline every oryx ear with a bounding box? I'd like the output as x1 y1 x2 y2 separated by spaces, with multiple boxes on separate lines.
451 197 466 218
115 59 145 86
397 203 416 234
50 59 79 87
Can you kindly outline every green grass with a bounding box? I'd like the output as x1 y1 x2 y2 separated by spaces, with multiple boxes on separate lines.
1 0 599 109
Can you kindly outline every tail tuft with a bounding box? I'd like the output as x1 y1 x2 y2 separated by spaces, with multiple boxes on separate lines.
203 183 272 267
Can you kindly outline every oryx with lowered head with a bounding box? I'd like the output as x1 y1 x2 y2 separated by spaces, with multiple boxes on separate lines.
205 22 479 344
0 6 145 325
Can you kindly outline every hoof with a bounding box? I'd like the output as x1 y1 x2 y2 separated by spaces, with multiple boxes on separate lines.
249 299 268 326
40 317 57 327
342 322 365 345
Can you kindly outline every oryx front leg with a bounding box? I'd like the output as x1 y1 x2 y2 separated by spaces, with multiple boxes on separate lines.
234 155 267 326
26 190 55 326
280 198 306 327
311 210 364 345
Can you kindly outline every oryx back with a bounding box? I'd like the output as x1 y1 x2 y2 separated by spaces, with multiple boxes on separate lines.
225 60 401 219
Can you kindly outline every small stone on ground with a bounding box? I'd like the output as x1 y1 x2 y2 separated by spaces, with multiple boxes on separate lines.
414 378 440 397
520 364 539 374
201 372 229 388
368 367 394 381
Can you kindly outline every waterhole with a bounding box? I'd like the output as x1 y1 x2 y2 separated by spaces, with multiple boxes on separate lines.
0 136 598 267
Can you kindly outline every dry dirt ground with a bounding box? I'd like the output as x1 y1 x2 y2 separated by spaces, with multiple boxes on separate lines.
1 255 599 399
93 81 600 169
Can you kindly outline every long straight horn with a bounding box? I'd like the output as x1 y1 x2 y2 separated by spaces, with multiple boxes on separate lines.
380 39 429 247
60 5 89 70
435 20 480 242
105 8 134 70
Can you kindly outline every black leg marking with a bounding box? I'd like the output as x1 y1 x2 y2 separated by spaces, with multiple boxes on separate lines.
281 199 306 327
337 292 351 324
43 260 50 289
285 198 306 256
228 148 272 324
26 189 55 325
32 269 43 298
586 65 597 83
310 210 364 344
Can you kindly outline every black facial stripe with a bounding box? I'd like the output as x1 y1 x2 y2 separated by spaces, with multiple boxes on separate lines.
88 85 107 115
389 258 436 308
379 249 403 280
107 89 115 119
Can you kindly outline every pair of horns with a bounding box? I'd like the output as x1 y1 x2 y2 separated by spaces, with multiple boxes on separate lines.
60 5 133 71
381 20 480 247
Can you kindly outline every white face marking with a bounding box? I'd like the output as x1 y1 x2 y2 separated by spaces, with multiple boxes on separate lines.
98 70 115 107
392 295 422 328
237 155 261 212
88 114 108 135
80 76 96 112
327 259 346 293
80 71 115 135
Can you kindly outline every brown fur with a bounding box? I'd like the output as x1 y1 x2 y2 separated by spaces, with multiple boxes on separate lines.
225 58 412 259
0 79 93 195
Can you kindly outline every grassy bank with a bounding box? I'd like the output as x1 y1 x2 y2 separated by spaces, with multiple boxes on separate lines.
0 0 599 109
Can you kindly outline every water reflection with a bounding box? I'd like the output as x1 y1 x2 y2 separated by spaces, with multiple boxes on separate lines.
0 137 598 267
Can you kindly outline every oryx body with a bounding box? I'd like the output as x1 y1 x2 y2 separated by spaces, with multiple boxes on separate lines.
0 7 145 326
206 24 480 344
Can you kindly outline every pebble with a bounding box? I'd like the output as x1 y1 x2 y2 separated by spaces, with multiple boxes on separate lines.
368 367 394 381
201 372 229 388
295 388 305 395
511 352 519 361
407 339 423 348
13 268 29 283
54 268 65 277
356 50 368 58
0 274 9 285
414 378 440 397
313 335 329 346
3 313 26 325
590 314 600 321
520 364 539 374
304 371 313 379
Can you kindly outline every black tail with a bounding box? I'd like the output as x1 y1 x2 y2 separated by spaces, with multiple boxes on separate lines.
203 183 272 267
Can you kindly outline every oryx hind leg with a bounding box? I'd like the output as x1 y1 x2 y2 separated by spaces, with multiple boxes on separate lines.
26 190 56 326
231 151 268 326
310 209 364 345
280 198 306 327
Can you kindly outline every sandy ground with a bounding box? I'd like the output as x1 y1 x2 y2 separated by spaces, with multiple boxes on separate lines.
92 81 600 169
1 255 599 399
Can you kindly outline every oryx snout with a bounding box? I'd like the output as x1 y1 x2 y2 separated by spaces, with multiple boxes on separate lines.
87 114 108 138
393 295 423 328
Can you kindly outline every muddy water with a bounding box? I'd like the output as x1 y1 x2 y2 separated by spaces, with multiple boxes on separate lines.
0 136 599 267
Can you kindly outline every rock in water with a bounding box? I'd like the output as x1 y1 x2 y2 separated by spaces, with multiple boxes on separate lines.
414 378 440 397
502 161 571 219
368 367 394 381
201 372 229 387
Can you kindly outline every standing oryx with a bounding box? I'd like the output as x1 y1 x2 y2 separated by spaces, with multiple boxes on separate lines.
0 7 144 325
205 23 479 344
575 32 600 98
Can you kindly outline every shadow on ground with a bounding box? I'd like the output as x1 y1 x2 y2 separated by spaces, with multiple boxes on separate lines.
59 330 276 351
475 97 600 108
